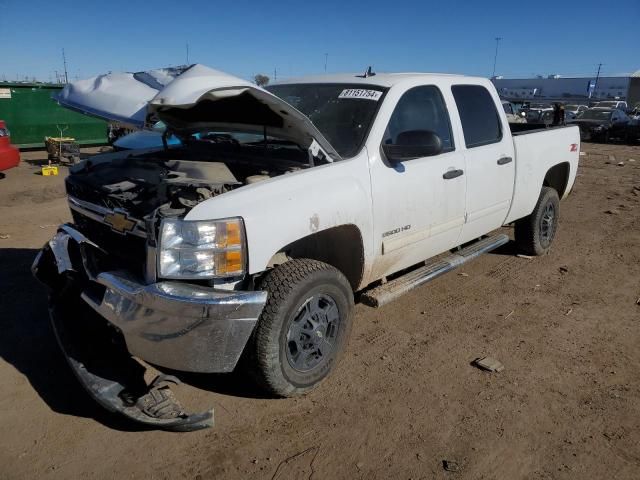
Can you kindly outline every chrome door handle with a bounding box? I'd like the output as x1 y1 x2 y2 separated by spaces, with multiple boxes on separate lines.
497 156 513 165
443 169 464 180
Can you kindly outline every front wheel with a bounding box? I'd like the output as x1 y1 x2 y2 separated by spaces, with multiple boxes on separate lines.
515 186 560 256
249 259 354 397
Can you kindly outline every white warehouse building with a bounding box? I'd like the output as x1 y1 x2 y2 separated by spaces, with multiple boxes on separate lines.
491 71 640 105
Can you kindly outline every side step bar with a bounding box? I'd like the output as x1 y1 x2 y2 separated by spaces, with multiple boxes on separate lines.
361 234 509 308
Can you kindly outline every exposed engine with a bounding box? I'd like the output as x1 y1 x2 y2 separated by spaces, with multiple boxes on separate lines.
66 141 309 219
63 142 311 279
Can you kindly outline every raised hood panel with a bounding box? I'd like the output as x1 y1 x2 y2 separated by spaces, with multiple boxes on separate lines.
55 64 341 161
55 66 191 127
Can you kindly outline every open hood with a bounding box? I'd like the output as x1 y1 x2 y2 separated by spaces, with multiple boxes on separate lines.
55 64 341 161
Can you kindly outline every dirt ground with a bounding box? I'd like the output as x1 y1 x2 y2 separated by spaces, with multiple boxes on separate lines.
0 143 639 480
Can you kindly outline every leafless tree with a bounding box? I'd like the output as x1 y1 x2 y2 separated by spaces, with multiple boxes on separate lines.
254 74 270 87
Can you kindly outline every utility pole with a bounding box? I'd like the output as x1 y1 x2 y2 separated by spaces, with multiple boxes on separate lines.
274 67 277 81
186 43 190 64
324 53 328 73
62 48 69 84
594 63 602 90
492 37 502 78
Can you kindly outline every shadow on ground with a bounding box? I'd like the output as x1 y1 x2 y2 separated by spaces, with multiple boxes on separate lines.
491 239 518 256
0 248 153 431
23 150 101 169
0 247 272 432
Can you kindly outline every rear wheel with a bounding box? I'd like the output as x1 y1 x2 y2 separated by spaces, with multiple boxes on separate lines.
515 186 560 256
249 259 354 397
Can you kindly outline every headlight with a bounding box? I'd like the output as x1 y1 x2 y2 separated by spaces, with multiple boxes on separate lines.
158 217 245 279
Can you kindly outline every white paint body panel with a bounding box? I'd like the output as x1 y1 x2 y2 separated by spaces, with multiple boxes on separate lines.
457 79 517 244
185 151 376 288
505 126 580 223
366 76 468 280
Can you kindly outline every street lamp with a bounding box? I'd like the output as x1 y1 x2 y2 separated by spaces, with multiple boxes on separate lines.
492 37 502 78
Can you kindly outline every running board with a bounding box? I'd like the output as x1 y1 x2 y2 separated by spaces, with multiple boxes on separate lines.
361 234 509 308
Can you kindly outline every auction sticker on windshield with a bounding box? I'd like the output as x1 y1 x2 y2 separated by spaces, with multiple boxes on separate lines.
339 89 382 101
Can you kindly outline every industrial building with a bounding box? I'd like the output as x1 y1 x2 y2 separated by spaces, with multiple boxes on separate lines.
491 71 640 106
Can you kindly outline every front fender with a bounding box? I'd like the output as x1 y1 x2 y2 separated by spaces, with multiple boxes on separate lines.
185 151 374 280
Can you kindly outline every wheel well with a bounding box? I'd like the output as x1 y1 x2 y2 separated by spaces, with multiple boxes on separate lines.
267 225 364 291
543 162 570 198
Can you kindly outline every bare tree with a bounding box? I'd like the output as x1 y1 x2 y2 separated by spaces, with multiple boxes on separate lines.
254 74 270 87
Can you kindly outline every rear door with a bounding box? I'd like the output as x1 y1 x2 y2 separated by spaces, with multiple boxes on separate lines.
451 84 516 244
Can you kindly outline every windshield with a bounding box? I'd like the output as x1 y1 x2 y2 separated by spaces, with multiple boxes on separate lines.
564 105 580 110
595 102 617 107
578 110 612 120
266 83 387 158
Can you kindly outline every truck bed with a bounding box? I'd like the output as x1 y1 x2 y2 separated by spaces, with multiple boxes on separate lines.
504 124 580 224
509 122 571 135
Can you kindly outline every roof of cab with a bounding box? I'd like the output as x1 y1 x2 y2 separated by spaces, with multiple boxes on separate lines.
271 72 478 88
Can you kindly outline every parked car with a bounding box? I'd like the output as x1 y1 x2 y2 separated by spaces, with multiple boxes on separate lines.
571 108 630 142
592 100 628 111
0 120 20 173
501 100 526 123
34 64 580 430
624 116 640 144
563 104 588 121
112 121 181 150
525 107 562 125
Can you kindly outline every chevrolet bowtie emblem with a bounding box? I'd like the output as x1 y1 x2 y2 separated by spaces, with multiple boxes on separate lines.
104 212 136 234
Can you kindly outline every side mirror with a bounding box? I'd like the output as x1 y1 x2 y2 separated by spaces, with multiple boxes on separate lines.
382 130 443 162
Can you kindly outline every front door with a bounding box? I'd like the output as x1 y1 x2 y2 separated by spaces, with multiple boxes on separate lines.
369 85 467 279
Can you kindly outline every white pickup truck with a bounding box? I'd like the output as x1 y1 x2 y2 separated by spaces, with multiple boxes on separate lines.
33 65 579 430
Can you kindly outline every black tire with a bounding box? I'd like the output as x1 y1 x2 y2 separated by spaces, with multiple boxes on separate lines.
514 186 560 256
249 259 354 397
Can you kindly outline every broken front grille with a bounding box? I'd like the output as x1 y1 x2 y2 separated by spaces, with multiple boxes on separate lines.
70 210 148 280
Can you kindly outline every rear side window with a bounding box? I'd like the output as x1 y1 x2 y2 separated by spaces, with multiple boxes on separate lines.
452 85 502 148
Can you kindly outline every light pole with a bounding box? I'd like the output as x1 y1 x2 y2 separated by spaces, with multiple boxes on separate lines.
492 37 502 78
594 63 602 90
62 48 69 84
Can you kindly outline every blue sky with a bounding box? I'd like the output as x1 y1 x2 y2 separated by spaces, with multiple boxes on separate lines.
1 0 638 82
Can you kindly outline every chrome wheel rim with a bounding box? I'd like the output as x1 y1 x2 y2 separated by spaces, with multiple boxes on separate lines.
286 294 340 372
540 202 555 246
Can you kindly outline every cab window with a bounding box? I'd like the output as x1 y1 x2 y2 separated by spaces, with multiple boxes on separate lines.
452 85 503 148
383 85 454 152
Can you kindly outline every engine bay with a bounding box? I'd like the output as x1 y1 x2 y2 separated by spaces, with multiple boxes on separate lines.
66 140 311 219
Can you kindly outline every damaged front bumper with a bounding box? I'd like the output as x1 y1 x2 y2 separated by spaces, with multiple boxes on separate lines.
32 224 267 431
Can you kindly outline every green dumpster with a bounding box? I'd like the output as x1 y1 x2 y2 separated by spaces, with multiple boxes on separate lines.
0 82 107 148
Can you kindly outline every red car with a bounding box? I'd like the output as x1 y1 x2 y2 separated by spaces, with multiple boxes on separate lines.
0 120 20 172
